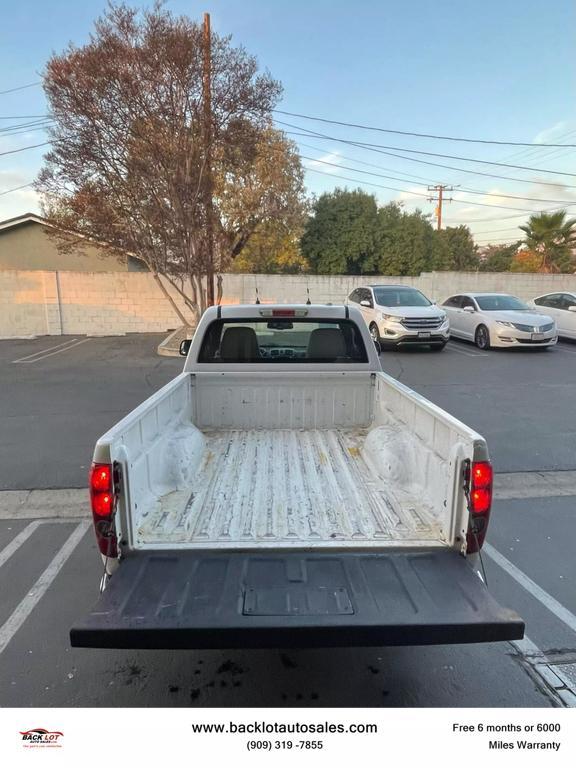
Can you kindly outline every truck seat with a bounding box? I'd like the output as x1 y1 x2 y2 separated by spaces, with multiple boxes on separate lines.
220 327 260 361
307 328 347 359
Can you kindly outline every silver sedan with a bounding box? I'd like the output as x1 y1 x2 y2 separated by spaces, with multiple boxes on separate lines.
442 293 557 350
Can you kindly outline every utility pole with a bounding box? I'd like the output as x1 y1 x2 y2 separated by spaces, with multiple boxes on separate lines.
203 12 215 306
427 184 454 231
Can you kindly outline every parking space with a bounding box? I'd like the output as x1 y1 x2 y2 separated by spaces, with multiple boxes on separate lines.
0 333 575 707
0 334 181 490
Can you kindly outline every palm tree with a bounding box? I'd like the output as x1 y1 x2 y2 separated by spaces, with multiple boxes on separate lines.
519 210 576 272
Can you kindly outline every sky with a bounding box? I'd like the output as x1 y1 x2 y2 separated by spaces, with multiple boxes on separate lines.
1 0 576 246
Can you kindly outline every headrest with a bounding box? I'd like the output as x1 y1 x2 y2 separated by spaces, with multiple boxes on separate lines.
220 327 260 361
307 328 347 359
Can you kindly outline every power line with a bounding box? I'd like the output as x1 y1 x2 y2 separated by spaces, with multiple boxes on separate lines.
444 212 529 223
305 166 565 212
474 236 520 243
297 140 441 184
453 128 576 192
0 120 54 138
0 82 41 95
277 120 576 177
282 125 576 189
469 226 523 235
0 119 53 132
0 182 34 197
0 141 50 157
454 186 576 205
274 109 576 148
301 153 576 204
301 155 439 189
0 114 50 120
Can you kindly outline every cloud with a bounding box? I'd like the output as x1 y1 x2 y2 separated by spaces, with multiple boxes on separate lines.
303 151 343 174
533 121 574 144
0 170 40 220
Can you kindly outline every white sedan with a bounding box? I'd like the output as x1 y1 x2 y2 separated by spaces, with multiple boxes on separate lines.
528 292 576 340
442 293 557 350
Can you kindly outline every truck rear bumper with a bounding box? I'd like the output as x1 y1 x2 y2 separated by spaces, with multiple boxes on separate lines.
70 550 524 649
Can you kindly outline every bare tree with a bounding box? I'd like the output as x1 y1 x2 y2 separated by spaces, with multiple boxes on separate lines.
37 2 306 323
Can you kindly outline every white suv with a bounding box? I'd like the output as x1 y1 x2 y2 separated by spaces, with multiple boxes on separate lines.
347 284 450 350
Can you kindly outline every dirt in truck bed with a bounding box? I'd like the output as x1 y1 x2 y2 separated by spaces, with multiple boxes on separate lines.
136 428 443 549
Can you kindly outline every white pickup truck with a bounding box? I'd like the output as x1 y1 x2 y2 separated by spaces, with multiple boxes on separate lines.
71 304 523 649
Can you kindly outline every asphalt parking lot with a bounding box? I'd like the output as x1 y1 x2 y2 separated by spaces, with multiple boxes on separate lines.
1 333 576 707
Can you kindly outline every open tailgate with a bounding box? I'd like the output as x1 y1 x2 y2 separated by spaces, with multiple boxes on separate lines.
70 550 524 649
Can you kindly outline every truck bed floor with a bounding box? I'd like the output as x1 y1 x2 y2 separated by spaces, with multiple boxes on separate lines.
137 429 443 549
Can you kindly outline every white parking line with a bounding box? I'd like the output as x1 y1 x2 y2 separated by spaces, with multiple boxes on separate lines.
0 522 41 569
446 343 487 358
555 344 576 356
0 521 89 655
484 542 576 633
0 518 79 568
12 338 80 363
13 338 89 364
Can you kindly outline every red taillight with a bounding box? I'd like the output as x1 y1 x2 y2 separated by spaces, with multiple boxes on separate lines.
272 309 295 317
473 461 492 488
92 491 113 517
90 465 111 492
89 462 118 558
472 488 491 514
467 460 493 553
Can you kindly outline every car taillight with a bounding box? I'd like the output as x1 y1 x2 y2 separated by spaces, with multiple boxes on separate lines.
466 460 493 554
89 462 118 558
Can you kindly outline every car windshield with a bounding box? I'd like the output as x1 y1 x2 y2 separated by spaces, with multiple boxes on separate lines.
198 318 368 363
372 287 431 307
475 295 528 311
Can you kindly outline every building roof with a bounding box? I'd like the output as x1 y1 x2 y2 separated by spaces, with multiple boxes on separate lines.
0 212 56 233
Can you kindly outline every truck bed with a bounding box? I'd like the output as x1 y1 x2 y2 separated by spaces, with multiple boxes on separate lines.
136 428 442 549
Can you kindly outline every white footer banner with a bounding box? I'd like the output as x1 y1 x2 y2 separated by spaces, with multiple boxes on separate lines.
1 708 574 766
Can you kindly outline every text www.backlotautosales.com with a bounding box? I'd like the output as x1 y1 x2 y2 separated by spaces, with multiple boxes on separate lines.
191 721 378 751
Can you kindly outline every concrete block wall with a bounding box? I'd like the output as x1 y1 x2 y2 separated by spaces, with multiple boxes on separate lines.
0 271 48 337
2 269 576 338
55 272 189 335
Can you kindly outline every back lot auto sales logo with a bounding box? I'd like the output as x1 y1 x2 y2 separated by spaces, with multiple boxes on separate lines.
20 728 64 748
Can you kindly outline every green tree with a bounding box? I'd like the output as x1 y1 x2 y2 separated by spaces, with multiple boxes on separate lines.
479 242 521 272
377 205 439 275
437 226 478 270
519 211 576 272
300 189 379 274
430 229 451 270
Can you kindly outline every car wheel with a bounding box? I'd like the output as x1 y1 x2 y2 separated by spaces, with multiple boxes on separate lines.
369 323 381 344
429 342 447 352
475 324 491 350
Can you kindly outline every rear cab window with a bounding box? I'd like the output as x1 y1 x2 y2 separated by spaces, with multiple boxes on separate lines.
198 318 369 363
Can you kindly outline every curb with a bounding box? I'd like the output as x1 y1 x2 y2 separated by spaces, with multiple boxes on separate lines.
157 325 194 357
0 489 89 519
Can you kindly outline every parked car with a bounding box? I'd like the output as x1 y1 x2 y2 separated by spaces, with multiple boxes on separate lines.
529 292 576 340
70 303 523 650
347 284 449 350
442 293 557 350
